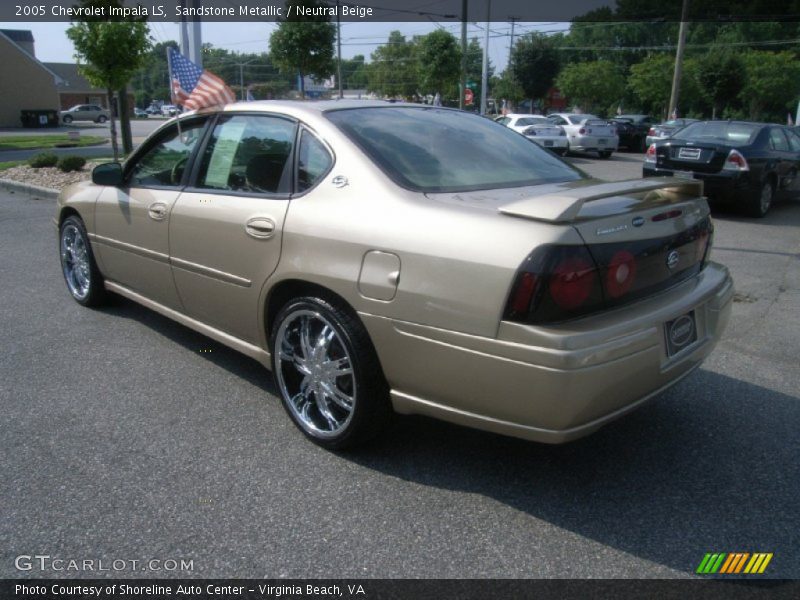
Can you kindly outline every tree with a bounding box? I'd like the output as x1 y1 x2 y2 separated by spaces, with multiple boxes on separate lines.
464 37 493 107
556 61 626 115
340 55 369 90
368 31 418 99
628 54 700 119
416 30 461 99
739 51 800 121
695 51 744 119
269 0 335 98
510 33 560 113
66 0 151 160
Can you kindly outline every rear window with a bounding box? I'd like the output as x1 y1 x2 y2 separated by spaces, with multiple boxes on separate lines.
326 107 582 193
673 122 760 144
515 117 547 126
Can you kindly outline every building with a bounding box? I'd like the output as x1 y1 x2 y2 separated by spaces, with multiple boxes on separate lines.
45 63 109 111
0 30 61 127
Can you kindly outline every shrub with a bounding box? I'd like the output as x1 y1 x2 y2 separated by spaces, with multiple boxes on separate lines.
57 156 87 172
28 152 58 168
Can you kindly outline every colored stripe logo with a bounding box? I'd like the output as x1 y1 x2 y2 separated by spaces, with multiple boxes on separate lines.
696 552 773 574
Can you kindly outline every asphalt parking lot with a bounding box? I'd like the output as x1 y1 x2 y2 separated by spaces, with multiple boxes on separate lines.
1 153 798 579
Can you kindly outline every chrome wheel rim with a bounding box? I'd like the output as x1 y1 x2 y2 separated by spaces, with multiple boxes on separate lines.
60 223 91 300
760 184 773 214
275 309 356 438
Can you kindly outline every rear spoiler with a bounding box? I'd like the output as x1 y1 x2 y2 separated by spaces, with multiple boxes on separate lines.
498 177 703 223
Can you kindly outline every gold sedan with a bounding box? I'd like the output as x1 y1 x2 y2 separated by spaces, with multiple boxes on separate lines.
56 101 733 448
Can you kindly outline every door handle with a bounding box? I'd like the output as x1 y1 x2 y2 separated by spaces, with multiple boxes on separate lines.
245 216 276 239
148 202 167 221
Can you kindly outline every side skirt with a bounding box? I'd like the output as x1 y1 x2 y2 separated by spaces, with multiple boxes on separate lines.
104 281 272 369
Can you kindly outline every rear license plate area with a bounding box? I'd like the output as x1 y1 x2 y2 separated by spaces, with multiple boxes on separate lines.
598 138 607 144
544 140 553 146
678 147 701 160
674 170 695 180
664 311 698 357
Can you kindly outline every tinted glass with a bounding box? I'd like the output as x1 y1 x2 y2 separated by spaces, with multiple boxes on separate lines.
127 118 207 187
769 128 789 151
787 130 800 152
673 122 760 144
196 114 296 194
297 130 333 192
326 107 583 193
516 117 546 126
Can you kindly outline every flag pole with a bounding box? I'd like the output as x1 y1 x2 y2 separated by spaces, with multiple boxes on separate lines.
167 47 182 137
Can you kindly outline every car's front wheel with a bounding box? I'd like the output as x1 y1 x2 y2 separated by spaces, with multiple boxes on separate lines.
62 115 72 124
59 216 107 306
96 115 107 123
270 295 390 449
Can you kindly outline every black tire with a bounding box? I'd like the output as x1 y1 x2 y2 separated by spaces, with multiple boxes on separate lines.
62 115 72 124
746 179 774 218
638 136 647 153
598 150 612 159
269 295 391 449
96 115 107 123
58 215 107 307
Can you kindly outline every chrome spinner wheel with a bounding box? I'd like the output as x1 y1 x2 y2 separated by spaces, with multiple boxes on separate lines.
274 309 356 439
60 222 92 301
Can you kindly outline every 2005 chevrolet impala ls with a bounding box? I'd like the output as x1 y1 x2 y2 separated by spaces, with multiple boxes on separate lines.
55 101 733 448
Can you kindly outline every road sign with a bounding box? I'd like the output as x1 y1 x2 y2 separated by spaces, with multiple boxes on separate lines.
464 88 474 105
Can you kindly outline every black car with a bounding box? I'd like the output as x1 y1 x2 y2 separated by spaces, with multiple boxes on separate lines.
611 114 656 152
643 121 800 217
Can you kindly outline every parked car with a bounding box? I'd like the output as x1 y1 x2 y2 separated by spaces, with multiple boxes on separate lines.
643 120 800 217
161 104 179 116
133 108 148 118
60 104 109 124
495 113 568 155
611 114 657 152
547 113 619 158
646 118 699 146
56 101 732 449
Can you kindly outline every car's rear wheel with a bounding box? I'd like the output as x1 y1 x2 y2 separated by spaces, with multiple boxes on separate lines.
96 115 107 123
747 179 774 218
59 216 107 306
270 295 390 449
62 115 72 124
599 150 612 159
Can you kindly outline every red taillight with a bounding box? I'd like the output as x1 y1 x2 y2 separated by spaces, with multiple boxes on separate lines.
723 149 749 171
510 272 538 314
648 127 656 136
644 143 657 163
549 256 597 310
579 127 586 135
605 250 637 298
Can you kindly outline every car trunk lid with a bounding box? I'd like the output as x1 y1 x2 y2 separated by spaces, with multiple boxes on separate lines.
655 141 732 173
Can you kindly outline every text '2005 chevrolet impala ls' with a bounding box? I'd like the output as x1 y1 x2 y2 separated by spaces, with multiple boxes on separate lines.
55 101 733 449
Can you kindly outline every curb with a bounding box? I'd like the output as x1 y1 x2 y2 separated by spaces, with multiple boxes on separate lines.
0 178 59 199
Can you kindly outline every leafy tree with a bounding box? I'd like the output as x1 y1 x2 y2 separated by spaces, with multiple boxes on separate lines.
66 0 151 159
269 0 335 98
556 60 626 115
340 55 369 90
510 33 560 112
368 31 418 99
739 51 800 121
628 54 700 119
694 51 744 119
416 30 461 98
490 73 524 109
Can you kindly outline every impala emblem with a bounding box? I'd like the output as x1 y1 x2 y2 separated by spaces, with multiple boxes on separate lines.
666 250 680 269
331 175 348 188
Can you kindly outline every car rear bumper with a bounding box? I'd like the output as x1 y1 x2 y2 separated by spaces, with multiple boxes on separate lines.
361 261 733 443
568 135 619 153
526 136 568 151
643 165 757 202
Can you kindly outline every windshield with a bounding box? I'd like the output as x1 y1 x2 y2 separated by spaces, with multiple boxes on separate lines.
326 107 583 193
673 122 759 144
516 117 549 126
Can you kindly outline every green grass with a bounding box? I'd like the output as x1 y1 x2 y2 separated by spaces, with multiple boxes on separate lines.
0 160 26 172
0 135 107 151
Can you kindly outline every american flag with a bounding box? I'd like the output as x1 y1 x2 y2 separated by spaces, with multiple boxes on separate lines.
168 47 235 111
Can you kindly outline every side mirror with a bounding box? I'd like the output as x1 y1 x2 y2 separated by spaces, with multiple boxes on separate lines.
92 162 123 186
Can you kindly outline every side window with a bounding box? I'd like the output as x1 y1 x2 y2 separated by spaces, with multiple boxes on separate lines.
496 117 510 126
196 114 296 195
769 128 789 152
296 130 333 193
787 130 800 153
127 118 206 187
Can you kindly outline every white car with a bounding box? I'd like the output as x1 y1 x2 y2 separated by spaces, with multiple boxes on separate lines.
547 113 619 158
495 114 568 155
161 104 179 116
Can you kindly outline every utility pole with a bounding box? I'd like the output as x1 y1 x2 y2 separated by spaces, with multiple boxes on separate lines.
480 0 490 115
459 0 467 110
337 0 343 98
238 59 256 100
508 16 519 66
667 0 689 120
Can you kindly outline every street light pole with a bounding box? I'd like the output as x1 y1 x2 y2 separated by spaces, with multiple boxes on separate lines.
459 0 467 110
668 0 690 119
337 0 343 99
480 0 490 115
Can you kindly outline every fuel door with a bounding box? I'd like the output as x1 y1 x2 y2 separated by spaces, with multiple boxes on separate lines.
358 250 401 301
